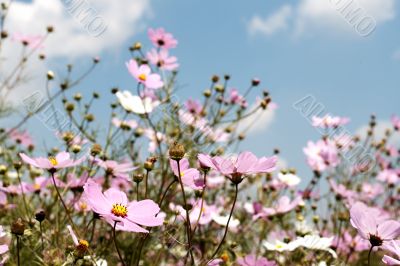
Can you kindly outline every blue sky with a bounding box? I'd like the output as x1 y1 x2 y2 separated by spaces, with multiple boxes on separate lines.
5 0 400 180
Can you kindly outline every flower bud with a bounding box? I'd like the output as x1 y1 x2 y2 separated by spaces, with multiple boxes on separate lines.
133 173 144 183
252 78 260 86
71 145 81 153
203 89 212 98
35 210 46 222
65 102 75 112
169 142 185 161
73 93 82 101
144 157 157 171
46 25 54 33
91 144 102 156
11 218 25 236
211 75 219 83
0 165 7 175
0 31 7 39
47 71 55 80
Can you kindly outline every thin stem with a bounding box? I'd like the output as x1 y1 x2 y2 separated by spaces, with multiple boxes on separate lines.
145 170 149 198
207 183 238 264
368 245 374 266
176 160 194 264
50 171 79 236
16 236 20 266
40 222 44 254
16 169 30 222
192 172 207 235
113 221 126 266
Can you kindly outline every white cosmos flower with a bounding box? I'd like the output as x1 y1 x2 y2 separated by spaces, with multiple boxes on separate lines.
116 90 159 114
278 172 301 187
263 239 298 252
292 235 337 259
211 213 240 229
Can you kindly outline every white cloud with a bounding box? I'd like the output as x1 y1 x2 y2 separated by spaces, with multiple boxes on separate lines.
248 5 292 36
1 0 150 105
248 0 395 37
8 0 150 57
236 103 276 136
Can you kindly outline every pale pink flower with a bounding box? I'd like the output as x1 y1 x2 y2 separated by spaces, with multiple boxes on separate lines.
311 115 350 128
185 99 203 115
170 159 204 190
8 129 33 148
148 28 178 49
383 240 400 265
12 33 44 48
391 115 400 130
255 196 303 219
19 151 86 171
208 151 277 183
378 169 399 185
350 202 400 247
83 179 164 232
112 117 138 130
303 139 339 171
126 59 164 89
147 49 179 70
0 225 10 258
95 158 136 181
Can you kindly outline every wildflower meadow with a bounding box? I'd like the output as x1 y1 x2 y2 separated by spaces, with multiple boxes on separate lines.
0 1 399 266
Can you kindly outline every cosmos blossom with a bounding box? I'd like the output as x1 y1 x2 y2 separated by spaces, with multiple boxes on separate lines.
148 27 178 49
146 49 179 71
126 59 164 89
19 151 86 171
170 158 204 190
303 139 339 172
83 179 164 232
391 115 400 130
311 115 350 128
383 240 400 265
12 33 44 48
350 202 400 247
94 158 137 181
201 151 277 183
116 90 160 114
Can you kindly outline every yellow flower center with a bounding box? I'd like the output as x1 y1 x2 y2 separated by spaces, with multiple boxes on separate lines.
79 202 88 211
138 73 147 81
34 183 41 191
111 203 128 218
77 239 89 252
48 156 58 166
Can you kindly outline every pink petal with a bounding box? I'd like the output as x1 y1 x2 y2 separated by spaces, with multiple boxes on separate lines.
378 220 400 240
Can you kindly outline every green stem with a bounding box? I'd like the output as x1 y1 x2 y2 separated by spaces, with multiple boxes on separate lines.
113 222 126 266
176 160 194 264
208 183 238 263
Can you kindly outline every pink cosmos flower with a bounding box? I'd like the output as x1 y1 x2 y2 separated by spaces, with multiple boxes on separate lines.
12 33 44 48
303 139 339 172
311 115 350 128
237 254 276 266
255 196 303 219
350 202 400 247
361 182 384 200
95 159 137 181
229 89 247 107
19 151 86 171
383 240 400 265
146 49 179 70
0 225 9 257
328 179 356 202
148 28 178 49
170 158 204 190
126 59 164 89
185 99 203 115
8 129 33 148
205 151 277 183
74 196 91 214
170 200 217 226
334 230 369 255
112 117 138 130
378 169 399 185
83 179 164 232
391 115 400 130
